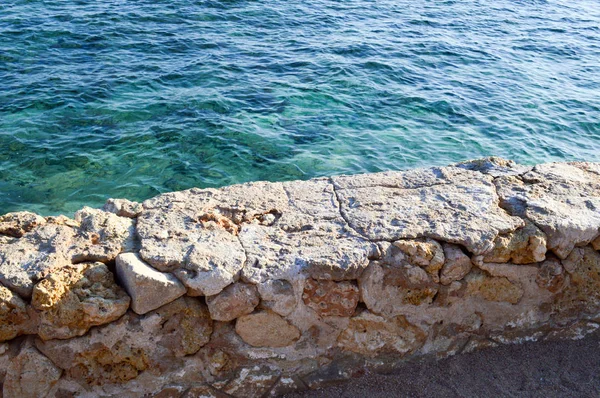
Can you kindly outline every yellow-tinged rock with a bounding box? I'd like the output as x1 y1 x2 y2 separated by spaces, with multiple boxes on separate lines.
235 311 300 347
32 262 130 340
552 246 600 324
0 285 30 342
337 309 426 357
465 271 524 304
481 222 547 264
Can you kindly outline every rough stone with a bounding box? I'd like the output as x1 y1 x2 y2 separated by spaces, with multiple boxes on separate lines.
150 297 213 357
333 166 524 255
536 256 566 293
244 179 378 283
36 298 212 387
206 282 260 322
0 285 30 342
359 259 438 317
495 162 600 259
0 223 77 298
337 309 426 357
267 376 308 397
0 341 20 384
546 321 600 342
116 253 186 315
592 235 600 251
552 246 600 324
440 243 473 285
455 157 532 177
0 212 46 238
385 239 445 282
103 198 143 218
31 262 130 340
301 355 365 390
257 279 297 316
235 311 300 347
73 207 137 263
3 342 62 398
137 185 255 296
302 279 359 317
464 270 524 304
479 221 547 264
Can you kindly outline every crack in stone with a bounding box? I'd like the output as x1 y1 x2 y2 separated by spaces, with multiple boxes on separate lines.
329 177 372 242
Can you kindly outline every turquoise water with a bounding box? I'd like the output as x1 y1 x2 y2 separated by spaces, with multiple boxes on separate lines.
1 0 599 216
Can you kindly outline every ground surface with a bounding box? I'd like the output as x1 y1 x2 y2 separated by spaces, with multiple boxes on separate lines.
286 331 600 398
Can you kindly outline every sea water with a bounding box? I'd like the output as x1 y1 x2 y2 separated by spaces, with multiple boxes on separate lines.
1 0 599 215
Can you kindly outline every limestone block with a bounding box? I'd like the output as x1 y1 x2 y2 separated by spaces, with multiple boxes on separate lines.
103 198 143 218
235 311 300 347
137 202 247 297
495 162 600 259
3 343 62 398
32 262 130 340
333 166 524 255
0 223 77 297
151 297 213 357
240 224 376 284
536 257 566 293
206 282 260 322
116 253 185 315
337 309 426 357
359 260 438 316
73 207 137 263
464 271 523 304
36 298 212 386
0 285 30 342
390 239 445 282
440 243 472 285
480 222 547 264
257 279 296 316
302 279 359 317
0 212 46 238
552 246 600 324
592 235 600 251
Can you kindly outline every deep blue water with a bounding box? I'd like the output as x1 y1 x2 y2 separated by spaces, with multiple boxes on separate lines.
1 0 599 215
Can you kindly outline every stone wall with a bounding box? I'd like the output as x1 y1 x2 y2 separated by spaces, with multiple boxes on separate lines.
1 157 599 397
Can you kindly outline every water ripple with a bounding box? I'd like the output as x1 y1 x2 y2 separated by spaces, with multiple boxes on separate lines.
1 0 599 215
